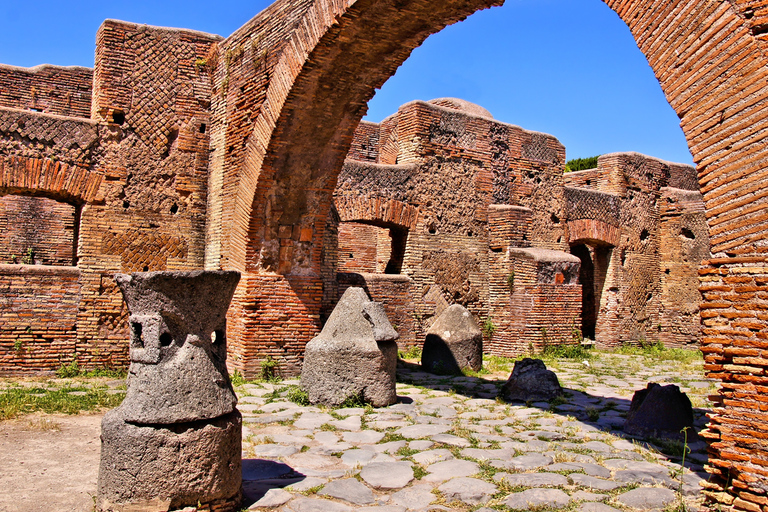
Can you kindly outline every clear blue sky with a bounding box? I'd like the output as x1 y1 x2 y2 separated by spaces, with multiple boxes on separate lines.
0 0 693 165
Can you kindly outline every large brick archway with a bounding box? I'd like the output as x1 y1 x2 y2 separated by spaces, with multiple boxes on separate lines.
210 1 768 504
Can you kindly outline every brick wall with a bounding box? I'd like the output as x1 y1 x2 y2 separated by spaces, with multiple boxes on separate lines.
0 265 81 375
0 195 77 266
563 154 707 347
0 64 92 119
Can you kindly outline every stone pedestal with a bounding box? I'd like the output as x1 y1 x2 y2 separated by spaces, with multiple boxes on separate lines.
97 270 241 512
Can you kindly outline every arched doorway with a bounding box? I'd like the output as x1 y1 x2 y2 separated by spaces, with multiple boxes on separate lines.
570 241 613 341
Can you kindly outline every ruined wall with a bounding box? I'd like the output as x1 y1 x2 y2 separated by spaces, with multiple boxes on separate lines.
0 265 80 375
659 187 711 346
332 99 575 354
563 153 708 348
0 64 92 118
0 20 221 373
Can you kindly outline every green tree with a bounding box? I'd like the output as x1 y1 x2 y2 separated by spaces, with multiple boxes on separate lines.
565 155 599 172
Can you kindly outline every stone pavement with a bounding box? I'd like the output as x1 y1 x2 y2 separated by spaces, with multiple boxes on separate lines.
238 352 713 511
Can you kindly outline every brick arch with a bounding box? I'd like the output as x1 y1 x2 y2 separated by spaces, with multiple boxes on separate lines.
568 219 620 248
222 3 768 502
334 195 419 231
0 155 102 205
227 0 768 272
215 0 502 274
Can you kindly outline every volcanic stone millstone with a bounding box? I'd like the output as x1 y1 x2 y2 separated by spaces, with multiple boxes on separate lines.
301 287 398 407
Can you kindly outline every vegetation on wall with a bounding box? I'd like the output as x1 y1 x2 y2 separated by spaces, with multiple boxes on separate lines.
565 156 599 172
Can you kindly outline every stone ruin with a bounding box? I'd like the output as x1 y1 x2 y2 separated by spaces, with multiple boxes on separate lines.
97 270 241 511
0 1 767 508
499 358 563 403
300 287 398 407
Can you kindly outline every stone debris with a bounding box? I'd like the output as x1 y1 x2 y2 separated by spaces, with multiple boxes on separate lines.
624 382 695 440
421 304 483 374
500 358 563 402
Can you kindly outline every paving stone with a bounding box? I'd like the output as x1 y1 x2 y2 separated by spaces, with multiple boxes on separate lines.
422 397 457 406
239 404 267 413
494 472 568 487
270 434 314 445
437 477 497 505
413 415 453 425
329 416 362 431
572 463 611 478
341 448 376 466
615 487 677 509
460 447 515 460
518 430 565 441
546 462 584 473
343 430 385 444
359 462 414 489
356 506 406 512
581 441 614 453
408 440 433 451
318 478 375 505
251 444 299 458
283 496 354 512
430 433 471 447
602 459 666 472
420 405 457 418
489 453 553 471
395 424 451 439
502 440 550 452
286 477 328 492
504 488 571 510
372 441 407 454
248 488 294 509
412 449 454 466
613 469 676 487
369 420 410 429
259 402 296 413
569 473 621 491
423 459 480 482
294 412 337 430
390 484 436 510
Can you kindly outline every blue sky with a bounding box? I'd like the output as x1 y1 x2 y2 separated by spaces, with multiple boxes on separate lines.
0 0 693 165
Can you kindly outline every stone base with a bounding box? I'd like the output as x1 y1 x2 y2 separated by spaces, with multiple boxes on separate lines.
97 409 242 512
301 340 398 407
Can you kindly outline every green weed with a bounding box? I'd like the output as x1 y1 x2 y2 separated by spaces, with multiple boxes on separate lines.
0 386 124 420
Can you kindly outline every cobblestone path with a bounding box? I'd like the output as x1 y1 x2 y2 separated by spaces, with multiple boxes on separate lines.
238 352 713 511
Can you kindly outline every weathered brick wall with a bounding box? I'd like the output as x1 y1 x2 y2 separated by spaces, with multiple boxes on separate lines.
333 100 575 354
0 196 77 266
337 223 380 273
564 154 707 348
0 64 92 119
487 246 582 356
658 187 710 346
0 108 100 167
0 20 220 373
0 265 80 375
347 120 380 163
